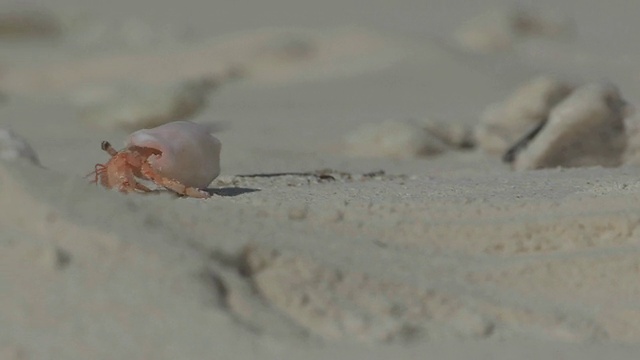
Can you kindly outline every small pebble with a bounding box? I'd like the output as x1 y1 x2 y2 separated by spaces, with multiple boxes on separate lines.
0 10 61 39
454 7 572 52
287 206 308 221
343 120 448 159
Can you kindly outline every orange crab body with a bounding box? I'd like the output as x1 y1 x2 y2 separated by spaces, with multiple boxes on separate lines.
91 141 211 198
89 121 221 199
92 143 150 191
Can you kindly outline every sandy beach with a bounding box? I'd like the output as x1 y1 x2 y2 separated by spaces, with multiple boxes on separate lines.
3 0 640 358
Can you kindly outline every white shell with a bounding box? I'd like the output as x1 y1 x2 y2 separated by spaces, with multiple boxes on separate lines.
126 121 221 188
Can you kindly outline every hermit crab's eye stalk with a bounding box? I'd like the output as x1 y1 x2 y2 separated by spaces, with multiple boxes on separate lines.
100 141 118 156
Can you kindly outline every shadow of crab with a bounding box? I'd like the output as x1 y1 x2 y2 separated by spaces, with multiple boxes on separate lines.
206 187 260 197
124 187 260 198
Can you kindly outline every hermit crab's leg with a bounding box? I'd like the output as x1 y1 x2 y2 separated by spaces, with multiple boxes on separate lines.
87 164 107 184
139 163 211 198
118 169 152 194
133 182 153 192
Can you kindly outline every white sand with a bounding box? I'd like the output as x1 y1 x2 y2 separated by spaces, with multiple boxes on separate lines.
2 0 640 358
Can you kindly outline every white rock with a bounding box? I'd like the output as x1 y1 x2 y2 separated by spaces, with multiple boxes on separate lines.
475 76 573 154
77 78 219 131
512 83 630 170
623 116 640 165
0 128 40 165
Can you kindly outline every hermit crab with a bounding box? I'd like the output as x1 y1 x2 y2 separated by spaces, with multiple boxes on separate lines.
90 121 221 198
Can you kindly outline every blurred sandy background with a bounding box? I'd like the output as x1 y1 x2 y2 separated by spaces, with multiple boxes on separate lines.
3 0 640 359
